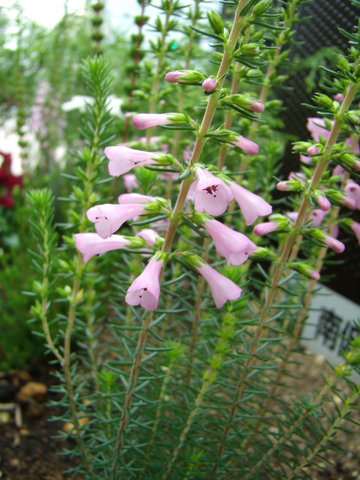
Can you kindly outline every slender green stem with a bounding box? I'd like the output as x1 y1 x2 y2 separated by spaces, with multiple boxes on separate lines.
140 360 175 478
243 377 337 479
111 312 153 476
162 366 217 480
287 388 360 480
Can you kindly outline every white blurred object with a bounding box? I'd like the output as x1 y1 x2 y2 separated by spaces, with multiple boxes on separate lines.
61 95 122 116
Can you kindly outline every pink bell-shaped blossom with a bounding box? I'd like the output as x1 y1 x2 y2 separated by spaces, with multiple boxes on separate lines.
191 168 233 216
253 221 279 236
123 174 139 192
229 182 272 226
202 77 217 93
196 263 242 308
350 221 360 245
310 209 328 227
75 233 129 264
132 113 173 130
125 257 163 311
136 228 160 247
345 181 360 209
345 137 360 155
231 136 259 155
118 193 155 204
306 118 333 142
105 146 161 176
300 154 313 164
332 165 345 178
204 218 257 265
87 203 148 238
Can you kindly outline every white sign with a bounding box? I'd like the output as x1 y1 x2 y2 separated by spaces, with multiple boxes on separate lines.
301 285 360 383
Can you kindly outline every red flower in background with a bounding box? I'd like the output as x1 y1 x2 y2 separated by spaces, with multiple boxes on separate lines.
0 152 23 208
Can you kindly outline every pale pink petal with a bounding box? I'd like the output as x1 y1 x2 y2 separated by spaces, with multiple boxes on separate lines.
118 193 155 204
105 146 159 176
345 181 360 209
204 218 257 265
310 209 328 227
230 182 272 226
307 117 333 142
75 233 129 263
350 221 360 245
232 136 259 155
197 263 242 308
253 222 279 236
125 258 162 311
132 113 173 130
87 203 147 238
193 168 233 216
136 228 159 247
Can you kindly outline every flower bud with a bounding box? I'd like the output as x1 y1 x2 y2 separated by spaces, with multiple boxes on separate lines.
334 93 344 102
307 145 319 157
202 77 217 93
207 11 224 35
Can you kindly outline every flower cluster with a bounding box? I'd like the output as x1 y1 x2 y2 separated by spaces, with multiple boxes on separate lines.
31 81 66 149
75 102 272 311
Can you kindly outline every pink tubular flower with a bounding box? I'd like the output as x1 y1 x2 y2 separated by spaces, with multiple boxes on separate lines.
87 203 148 238
118 193 155 204
253 221 279 236
136 228 159 247
196 263 242 308
165 71 187 83
322 234 345 253
204 218 257 265
231 136 259 155
191 168 233 216
345 181 360 209
75 233 129 264
300 154 313 164
229 182 272 226
332 165 345 178
132 113 173 130
105 146 161 176
350 221 360 245
310 209 328 227
306 117 333 142
202 77 217 93
123 174 139 192
125 257 163 311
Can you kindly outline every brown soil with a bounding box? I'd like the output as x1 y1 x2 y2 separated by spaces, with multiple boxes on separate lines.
0 365 82 480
